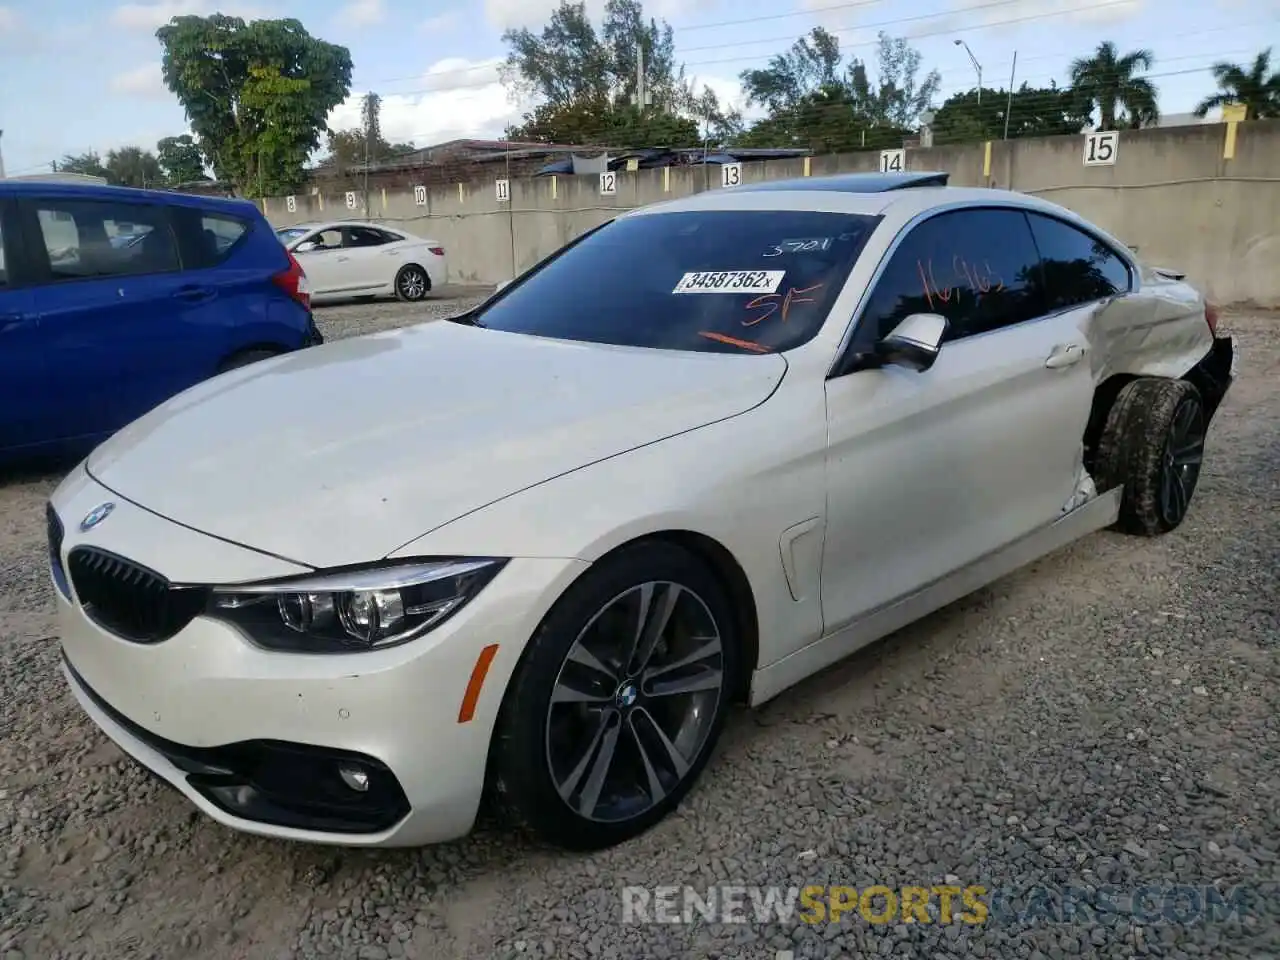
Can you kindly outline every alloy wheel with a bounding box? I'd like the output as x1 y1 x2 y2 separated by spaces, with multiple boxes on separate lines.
399 268 427 300
544 581 725 824
1159 396 1206 525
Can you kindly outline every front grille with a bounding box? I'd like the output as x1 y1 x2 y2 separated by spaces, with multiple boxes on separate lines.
67 547 208 643
47 504 70 598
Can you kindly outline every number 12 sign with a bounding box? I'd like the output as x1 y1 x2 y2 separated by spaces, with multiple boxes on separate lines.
1083 131 1118 166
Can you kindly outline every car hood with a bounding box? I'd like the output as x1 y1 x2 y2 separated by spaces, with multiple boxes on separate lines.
87 321 786 569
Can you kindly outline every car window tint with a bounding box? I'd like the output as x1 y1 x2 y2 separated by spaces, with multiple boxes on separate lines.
861 208 1043 342
34 200 179 281
346 227 388 247
1026 212 1131 311
474 210 880 354
170 208 250 268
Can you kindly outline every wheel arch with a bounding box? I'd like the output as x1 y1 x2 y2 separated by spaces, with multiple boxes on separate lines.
215 342 290 373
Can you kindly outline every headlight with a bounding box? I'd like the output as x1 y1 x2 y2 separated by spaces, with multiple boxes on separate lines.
208 558 506 652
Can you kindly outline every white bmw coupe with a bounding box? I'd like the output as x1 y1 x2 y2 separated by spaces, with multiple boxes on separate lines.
50 172 1235 851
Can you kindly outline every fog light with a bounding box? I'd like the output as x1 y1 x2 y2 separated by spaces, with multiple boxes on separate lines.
338 764 370 792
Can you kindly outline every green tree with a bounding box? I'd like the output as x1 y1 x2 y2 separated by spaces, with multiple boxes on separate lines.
932 83 1091 144
1068 41 1159 130
156 14 353 195
1194 47 1280 120
105 146 164 187
736 29 938 151
512 99 700 145
502 0 734 145
54 151 111 179
156 134 209 183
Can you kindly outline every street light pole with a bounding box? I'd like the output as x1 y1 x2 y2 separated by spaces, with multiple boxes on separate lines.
954 39 983 105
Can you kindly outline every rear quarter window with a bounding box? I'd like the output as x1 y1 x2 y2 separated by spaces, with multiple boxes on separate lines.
1025 212 1132 311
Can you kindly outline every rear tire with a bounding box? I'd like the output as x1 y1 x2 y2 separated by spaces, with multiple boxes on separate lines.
395 265 430 302
490 541 738 851
1093 377 1207 536
217 348 282 374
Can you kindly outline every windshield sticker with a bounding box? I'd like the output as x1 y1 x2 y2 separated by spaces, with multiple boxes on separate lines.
673 270 785 294
763 238 833 256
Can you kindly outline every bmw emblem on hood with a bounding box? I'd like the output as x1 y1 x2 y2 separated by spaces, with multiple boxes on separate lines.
80 502 116 532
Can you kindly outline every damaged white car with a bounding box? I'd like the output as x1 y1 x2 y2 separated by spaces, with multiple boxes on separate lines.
49 172 1235 852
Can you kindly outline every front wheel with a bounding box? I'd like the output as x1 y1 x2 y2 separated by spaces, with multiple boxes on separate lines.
491 541 738 851
395 264 430 302
1094 377 1207 536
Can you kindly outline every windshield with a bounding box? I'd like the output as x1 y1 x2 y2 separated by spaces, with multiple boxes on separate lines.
471 210 880 353
276 227 310 246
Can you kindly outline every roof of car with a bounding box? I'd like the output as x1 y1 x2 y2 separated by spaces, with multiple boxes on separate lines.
0 178 261 216
732 171 950 193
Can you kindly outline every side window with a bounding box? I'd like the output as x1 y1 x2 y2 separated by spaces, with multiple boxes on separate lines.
33 199 179 281
345 226 388 247
1026 213 1131 312
860 208 1043 343
171 208 250 268
0 215 7 288
310 228 342 250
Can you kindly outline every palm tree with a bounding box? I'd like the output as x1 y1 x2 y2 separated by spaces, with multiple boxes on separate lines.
1194 48 1280 120
1069 41 1159 130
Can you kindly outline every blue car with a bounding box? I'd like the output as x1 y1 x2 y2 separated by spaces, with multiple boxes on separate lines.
0 181 322 465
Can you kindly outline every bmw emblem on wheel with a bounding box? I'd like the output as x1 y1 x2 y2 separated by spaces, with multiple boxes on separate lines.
79 502 115 532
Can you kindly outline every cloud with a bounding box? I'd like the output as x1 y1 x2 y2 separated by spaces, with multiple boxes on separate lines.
337 0 386 28
110 0 266 30
109 64 169 98
0 5 18 30
327 57 524 147
421 9 461 33
483 0 721 30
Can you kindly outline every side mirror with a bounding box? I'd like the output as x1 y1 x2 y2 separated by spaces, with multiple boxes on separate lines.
295 240 318 253
876 313 948 372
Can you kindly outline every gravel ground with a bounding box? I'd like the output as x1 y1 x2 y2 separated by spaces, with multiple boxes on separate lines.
0 305 1276 960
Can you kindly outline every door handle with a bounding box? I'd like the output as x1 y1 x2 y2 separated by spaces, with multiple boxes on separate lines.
173 285 216 303
1045 343 1086 369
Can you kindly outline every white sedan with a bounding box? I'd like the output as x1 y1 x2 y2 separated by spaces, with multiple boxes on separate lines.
50 172 1235 852
276 220 446 303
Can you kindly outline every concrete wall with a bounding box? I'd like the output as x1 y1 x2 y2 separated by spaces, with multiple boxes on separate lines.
266 120 1280 307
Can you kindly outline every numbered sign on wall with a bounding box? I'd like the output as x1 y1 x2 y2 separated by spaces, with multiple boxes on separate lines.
345 191 357 209
599 170 618 195
1083 131 1119 166
413 185 427 207
285 195 297 213
495 179 510 203
879 149 905 173
720 163 741 188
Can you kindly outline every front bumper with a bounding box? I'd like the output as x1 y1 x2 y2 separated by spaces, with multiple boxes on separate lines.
51 469 587 847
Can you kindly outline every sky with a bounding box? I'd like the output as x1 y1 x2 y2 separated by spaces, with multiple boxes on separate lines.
0 0 1276 176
